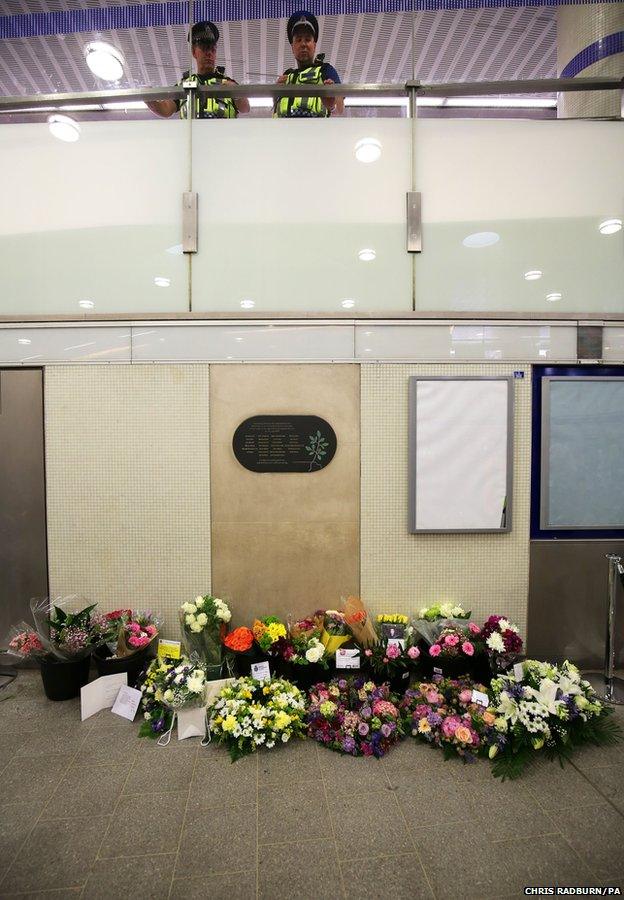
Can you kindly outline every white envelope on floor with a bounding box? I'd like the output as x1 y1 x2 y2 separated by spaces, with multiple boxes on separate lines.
177 706 206 741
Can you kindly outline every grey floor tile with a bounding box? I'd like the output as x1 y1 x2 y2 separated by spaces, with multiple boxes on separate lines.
0 889 82 899
0 734 29 771
189 749 257 807
584 765 624 813
171 871 257 900
175 804 257 877
398 778 481 829
258 783 331 845
15 725 92 758
123 747 196 795
257 739 320 785
382 738 464 782
340 853 434 899
328 792 413 860
0 801 45 872
42 763 129 819
83 852 176 899
0 755 70 806
0 817 108 894
572 738 624 771
523 759 604 811
98 793 188 859
318 747 394 793
258 839 339 900
555 800 624 879
73 726 141 766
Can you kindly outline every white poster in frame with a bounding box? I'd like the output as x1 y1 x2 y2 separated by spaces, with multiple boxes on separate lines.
408 376 513 533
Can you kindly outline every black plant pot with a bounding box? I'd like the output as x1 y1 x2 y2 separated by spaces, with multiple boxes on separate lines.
93 642 156 688
228 646 271 677
424 653 490 683
39 654 91 701
388 669 411 696
288 662 328 692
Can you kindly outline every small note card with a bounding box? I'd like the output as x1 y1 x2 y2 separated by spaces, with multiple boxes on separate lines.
111 685 142 722
471 689 489 708
80 673 128 721
336 648 360 669
251 661 271 682
158 639 181 660
513 663 524 682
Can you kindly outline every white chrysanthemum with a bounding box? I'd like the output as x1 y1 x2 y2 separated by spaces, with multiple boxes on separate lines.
451 605 465 617
486 632 505 653
187 677 204 694
418 607 428 619
439 603 453 617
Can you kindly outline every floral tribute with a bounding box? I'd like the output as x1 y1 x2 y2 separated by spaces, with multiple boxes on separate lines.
273 615 328 668
480 615 523 670
484 660 622 780
139 657 175 738
417 603 470 622
319 609 350 656
208 676 307 761
180 595 231 672
8 630 45 659
223 627 255 653
400 677 495 762
252 616 287 653
306 677 404 758
428 624 484 661
91 609 160 657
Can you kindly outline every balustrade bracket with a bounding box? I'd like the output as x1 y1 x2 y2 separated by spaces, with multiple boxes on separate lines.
182 192 198 254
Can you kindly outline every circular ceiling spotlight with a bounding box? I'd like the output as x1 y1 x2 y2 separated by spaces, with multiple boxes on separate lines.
240 299 255 309
462 231 500 248
524 270 543 281
599 218 622 236
47 114 81 143
17 338 32 345
545 292 562 303
84 41 125 82
154 276 170 288
79 300 95 309
341 299 355 309
354 137 382 164
358 248 376 262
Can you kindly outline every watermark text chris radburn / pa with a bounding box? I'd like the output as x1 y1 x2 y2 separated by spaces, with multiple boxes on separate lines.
524 889 621 896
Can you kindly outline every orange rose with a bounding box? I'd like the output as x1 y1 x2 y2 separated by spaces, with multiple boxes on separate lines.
454 725 472 744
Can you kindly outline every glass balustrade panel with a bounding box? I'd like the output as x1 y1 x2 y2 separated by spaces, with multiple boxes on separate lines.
0 119 189 315
414 119 624 314
191 118 413 313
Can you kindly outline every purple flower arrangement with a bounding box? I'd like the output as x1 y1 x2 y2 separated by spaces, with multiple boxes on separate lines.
400 676 496 763
306 677 405 758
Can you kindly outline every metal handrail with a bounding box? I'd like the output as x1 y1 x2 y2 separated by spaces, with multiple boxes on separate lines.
0 76 622 113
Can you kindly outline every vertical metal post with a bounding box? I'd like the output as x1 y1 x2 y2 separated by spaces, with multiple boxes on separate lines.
585 554 624 704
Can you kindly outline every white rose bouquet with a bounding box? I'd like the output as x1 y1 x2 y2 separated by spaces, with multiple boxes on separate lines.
179 594 231 677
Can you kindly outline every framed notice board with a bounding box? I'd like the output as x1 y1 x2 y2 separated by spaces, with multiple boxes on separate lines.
408 376 513 533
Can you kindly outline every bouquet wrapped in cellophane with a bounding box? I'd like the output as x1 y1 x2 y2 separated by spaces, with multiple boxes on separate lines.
342 596 378 649
179 594 231 678
30 596 97 661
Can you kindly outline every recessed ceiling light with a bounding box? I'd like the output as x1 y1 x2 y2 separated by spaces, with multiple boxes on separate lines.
358 249 376 262
84 41 125 82
240 299 255 309
341 299 355 309
462 232 500 248
364 348 372 352
79 300 94 309
47 114 80 143
354 138 382 163
154 276 170 288
17 338 31 345
235 337 243 342
364 331 372 336
599 218 622 236
546 292 562 302
524 270 543 281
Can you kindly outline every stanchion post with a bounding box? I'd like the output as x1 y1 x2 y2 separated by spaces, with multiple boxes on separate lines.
585 553 624 704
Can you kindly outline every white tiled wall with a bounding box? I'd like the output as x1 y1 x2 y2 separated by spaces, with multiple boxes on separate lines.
360 363 531 635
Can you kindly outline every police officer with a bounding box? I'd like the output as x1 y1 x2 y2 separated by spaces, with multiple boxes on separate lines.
147 21 249 119
274 11 343 118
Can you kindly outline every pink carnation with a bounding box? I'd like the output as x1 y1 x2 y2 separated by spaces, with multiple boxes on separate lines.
429 644 441 657
386 644 401 660
425 690 442 704
407 646 420 660
145 625 157 637
468 623 481 635
365 648 373 657
458 689 473 704
461 641 474 656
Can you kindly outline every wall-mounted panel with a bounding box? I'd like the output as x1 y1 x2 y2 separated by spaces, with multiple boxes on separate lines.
0 327 131 363
131 324 354 360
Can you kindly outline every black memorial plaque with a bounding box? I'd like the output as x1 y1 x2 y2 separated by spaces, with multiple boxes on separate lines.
233 415 337 473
